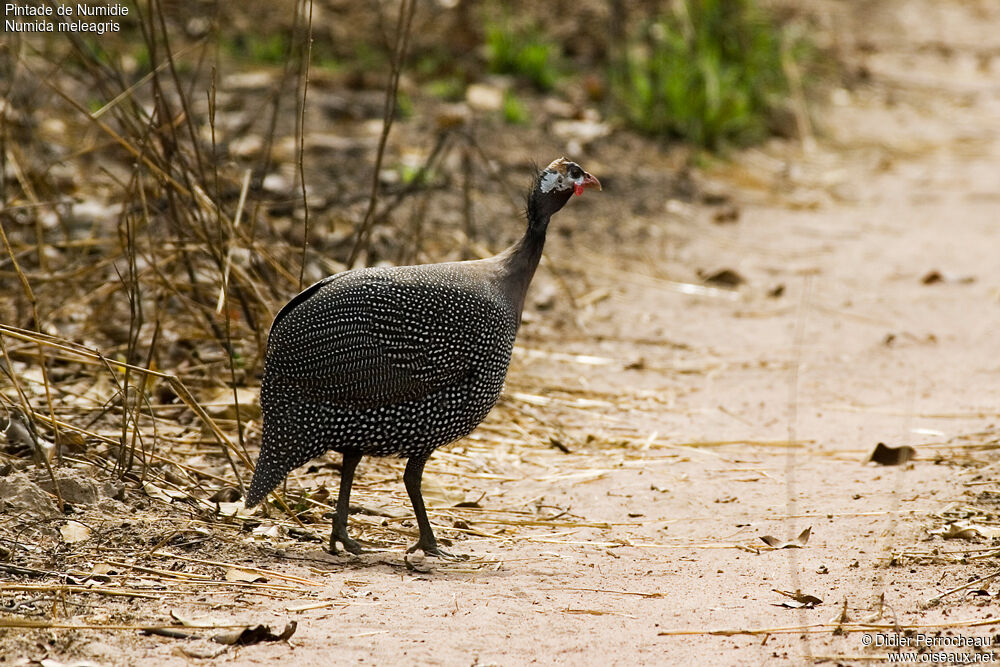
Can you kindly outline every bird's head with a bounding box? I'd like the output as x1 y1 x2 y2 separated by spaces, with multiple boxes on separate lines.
538 157 601 197
529 157 601 223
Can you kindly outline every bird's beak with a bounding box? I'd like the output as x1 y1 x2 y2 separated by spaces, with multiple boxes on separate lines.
574 172 602 196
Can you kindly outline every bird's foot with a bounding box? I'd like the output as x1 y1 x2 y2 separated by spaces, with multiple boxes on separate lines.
406 541 468 561
329 532 366 556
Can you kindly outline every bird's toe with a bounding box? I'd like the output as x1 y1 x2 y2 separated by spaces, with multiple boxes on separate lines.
407 541 468 561
330 535 366 555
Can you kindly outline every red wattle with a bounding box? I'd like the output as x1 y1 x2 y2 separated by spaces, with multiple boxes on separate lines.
574 183 584 196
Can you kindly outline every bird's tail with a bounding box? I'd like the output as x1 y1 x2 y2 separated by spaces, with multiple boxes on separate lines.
244 467 274 507
245 405 322 506
244 420 286 507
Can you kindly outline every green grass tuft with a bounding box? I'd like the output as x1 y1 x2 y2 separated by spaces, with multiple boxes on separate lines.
612 0 802 149
395 90 415 119
426 77 466 101
223 32 291 65
485 22 560 91
501 91 528 124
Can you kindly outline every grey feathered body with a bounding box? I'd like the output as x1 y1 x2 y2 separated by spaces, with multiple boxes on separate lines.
243 159 597 558
245 257 524 507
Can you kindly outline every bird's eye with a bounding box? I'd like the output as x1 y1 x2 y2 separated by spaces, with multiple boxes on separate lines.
568 165 582 179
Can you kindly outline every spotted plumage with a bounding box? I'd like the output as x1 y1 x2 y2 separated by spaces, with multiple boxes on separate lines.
246 158 600 557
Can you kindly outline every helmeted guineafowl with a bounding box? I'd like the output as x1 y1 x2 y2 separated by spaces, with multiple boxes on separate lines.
246 157 601 558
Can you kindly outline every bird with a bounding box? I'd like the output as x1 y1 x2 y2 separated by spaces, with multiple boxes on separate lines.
245 157 601 558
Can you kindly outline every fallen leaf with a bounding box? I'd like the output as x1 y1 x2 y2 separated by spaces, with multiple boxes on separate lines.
90 563 118 577
54 430 85 449
921 270 944 284
210 487 241 503
712 205 741 224
869 442 916 466
218 501 256 518
773 589 823 608
921 270 975 285
310 486 331 504
453 500 482 509
251 524 285 540
932 522 984 540
217 501 241 516
59 521 92 544
141 628 194 640
760 527 811 549
225 567 267 584
624 358 646 371
548 437 572 453
212 621 297 645
142 482 187 503
701 268 745 287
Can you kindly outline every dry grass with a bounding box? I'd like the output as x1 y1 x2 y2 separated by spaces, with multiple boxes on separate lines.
3 2 1000 664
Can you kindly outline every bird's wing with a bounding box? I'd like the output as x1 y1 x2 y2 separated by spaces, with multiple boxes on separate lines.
263 275 496 409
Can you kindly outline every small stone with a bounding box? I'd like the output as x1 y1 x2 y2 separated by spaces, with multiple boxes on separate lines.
466 83 504 112
0 472 57 517
37 470 100 506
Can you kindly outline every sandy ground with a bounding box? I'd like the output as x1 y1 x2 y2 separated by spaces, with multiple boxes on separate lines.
6 0 1000 665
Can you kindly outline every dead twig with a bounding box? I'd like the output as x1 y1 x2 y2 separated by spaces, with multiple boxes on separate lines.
346 0 417 266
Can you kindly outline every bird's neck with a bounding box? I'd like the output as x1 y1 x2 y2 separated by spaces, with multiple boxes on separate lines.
498 209 549 323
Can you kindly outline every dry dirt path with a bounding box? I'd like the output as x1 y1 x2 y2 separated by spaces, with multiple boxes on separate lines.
105 1 1000 665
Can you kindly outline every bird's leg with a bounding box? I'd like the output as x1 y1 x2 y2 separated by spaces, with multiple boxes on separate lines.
330 450 365 555
403 455 466 560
